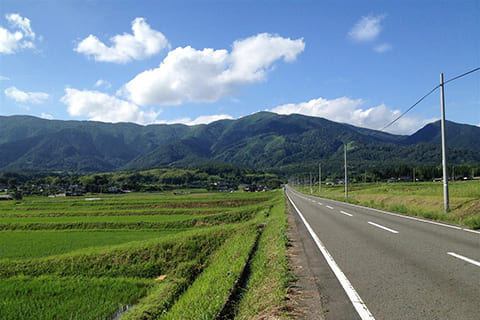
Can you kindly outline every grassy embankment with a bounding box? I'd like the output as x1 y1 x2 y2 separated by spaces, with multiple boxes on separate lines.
0 190 291 319
296 180 480 229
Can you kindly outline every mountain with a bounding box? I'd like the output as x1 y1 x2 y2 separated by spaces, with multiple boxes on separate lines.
405 120 480 151
0 113 479 173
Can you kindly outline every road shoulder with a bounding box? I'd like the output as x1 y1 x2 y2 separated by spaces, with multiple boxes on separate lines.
286 197 360 320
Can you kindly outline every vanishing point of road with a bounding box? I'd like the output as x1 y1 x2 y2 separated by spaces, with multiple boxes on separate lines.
286 186 479 320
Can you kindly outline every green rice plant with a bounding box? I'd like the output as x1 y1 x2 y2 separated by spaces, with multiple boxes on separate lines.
0 205 263 231
0 226 233 278
0 229 180 260
0 276 152 320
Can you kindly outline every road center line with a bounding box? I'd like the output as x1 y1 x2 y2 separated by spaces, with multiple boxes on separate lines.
340 210 353 217
287 192 376 320
368 221 399 234
326 205 334 209
447 252 480 267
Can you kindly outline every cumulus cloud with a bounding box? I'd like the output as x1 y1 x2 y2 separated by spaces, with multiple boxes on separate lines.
374 43 392 53
348 14 385 42
60 88 159 124
269 97 430 135
157 114 233 126
0 13 37 54
0 75 9 80
40 112 53 120
75 17 169 63
122 33 305 106
4 86 49 104
94 79 112 89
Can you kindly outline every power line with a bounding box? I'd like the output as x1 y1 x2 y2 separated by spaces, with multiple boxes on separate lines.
380 84 439 132
380 67 480 132
444 67 480 84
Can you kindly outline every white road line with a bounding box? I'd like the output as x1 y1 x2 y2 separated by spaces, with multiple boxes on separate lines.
287 193 376 320
368 221 399 234
447 252 480 267
340 210 353 217
326 205 334 209
463 228 480 235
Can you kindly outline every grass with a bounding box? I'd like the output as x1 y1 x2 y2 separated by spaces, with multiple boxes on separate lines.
157 225 260 320
235 193 291 319
297 180 480 229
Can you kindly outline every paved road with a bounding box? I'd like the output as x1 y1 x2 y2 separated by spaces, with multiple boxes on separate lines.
286 187 480 320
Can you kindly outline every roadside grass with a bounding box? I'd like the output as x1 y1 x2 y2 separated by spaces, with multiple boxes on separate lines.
297 180 480 229
0 229 180 260
235 191 291 319
0 276 152 320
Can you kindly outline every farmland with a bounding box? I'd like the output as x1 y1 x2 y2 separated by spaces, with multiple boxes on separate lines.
0 190 289 319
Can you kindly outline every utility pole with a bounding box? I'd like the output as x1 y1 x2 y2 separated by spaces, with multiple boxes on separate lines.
344 144 348 198
452 166 455 182
319 163 322 193
309 172 312 194
413 168 416 183
440 73 449 212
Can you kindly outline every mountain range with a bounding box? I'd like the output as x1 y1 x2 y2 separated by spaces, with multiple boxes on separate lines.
1 112 479 173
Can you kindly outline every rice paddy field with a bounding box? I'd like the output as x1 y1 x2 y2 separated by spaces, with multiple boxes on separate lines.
0 190 290 319
297 180 480 229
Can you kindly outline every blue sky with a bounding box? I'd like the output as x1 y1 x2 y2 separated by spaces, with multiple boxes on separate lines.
1 0 478 134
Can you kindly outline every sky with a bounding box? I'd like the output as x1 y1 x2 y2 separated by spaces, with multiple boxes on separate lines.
0 0 479 135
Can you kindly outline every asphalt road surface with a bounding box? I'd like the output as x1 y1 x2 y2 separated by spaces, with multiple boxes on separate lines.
286 187 480 320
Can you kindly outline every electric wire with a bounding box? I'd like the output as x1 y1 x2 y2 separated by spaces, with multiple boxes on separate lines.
380 67 480 132
380 85 439 132
444 67 480 84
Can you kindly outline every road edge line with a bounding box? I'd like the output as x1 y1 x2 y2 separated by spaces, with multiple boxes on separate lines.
286 192 376 320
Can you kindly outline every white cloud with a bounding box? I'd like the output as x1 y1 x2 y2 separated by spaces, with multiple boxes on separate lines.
40 112 53 120
269 97 430 135
75 17 169 63
6 14 35 38
0 75 9 80
94 79 112 89
4 86 49 104
60 88 159 124
155 114 233 126
374 43 392 53
122 33 305 106
348 15 385 42
0 13 36 54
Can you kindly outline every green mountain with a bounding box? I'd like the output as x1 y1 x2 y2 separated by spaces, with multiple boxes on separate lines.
1 113 478 173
